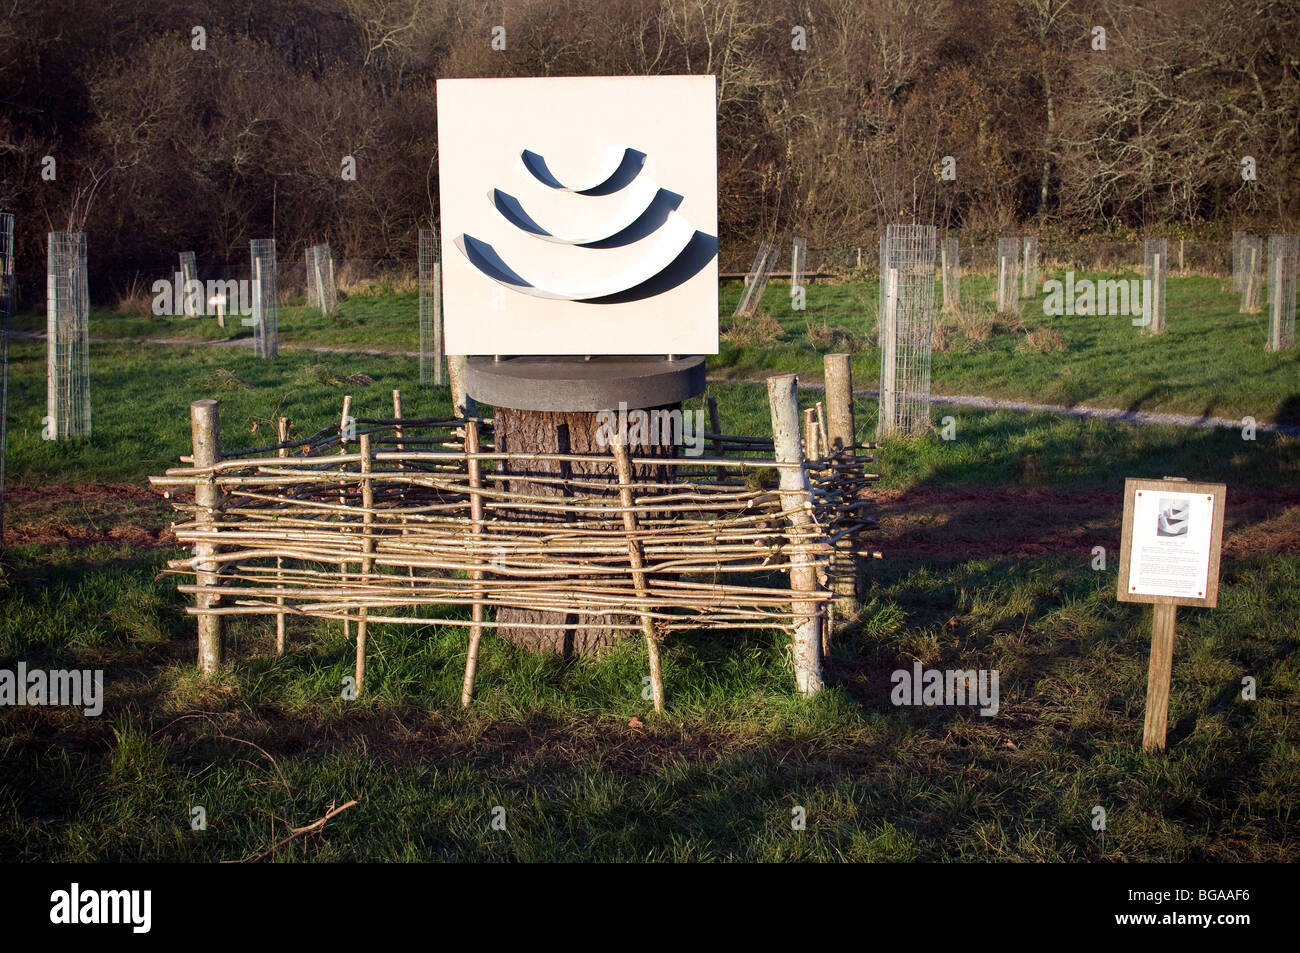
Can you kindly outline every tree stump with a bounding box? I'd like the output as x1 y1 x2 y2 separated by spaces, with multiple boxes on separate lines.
492 404 676 657
466 355 706 658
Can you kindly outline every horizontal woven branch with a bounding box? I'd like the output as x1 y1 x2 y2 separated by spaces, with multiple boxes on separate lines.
151 414 876 636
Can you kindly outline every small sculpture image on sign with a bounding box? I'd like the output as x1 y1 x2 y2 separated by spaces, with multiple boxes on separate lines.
1156 498 1190 538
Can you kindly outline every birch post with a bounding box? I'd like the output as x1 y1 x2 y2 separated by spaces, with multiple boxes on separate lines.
251 258 262 356
460 419 486 706
1150 252 1163 333
612 439 665 713
803 407 818 460
824 353 854 455
997 253 1006 312
940 242 949 310
191 400 223 674
448 355 474 418
767 374 823 694
275 416 288 655
432 262 444 386
1243 247 1258 312
354 432 374 694
393 388 418 589
392 390 404 452
879 269 899 437
313 251 326 313
1270 252 1284 351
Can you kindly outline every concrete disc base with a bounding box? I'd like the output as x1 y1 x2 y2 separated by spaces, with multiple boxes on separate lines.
466 355 706 412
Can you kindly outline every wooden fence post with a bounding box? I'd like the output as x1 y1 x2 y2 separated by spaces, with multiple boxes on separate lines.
392 389 404 453
394 388 419 590
766 374 823 694
803 407 818 460
1243 246 1258 312
339 395 352 643
706 393 723 482
432 261 444 386
448 355 474 418
823 351 859 622
275 415 288 655
460 419 487 706
1152 252 1163 333
880 269 899 437
355 432 374 695
1143 603 1178 752
824 353 854 455
1270 252 1284 351
940 242 950 309
613 440 665 712
191 399 223 674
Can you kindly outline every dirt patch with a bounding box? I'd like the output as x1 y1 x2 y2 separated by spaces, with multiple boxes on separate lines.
2 483 176 548
872 485 1300 560
5 481 1298 560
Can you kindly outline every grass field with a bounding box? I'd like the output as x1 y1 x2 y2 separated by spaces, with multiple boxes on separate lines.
1 278 1297 861
14 269 1299 423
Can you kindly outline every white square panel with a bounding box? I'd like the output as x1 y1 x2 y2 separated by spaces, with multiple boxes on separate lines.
436 76 718 355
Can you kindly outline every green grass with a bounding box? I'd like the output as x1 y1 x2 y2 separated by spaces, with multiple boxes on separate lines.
1 541 1296 861
2 282 1297 862
2 337 440 485
4 337 1296 490
717 272 1300 423
13 270 1299 423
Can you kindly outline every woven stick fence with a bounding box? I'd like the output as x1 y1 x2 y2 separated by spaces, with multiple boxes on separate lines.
150 371 878 708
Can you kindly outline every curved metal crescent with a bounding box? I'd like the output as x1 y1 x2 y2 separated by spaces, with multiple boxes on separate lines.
456 211 699 300
518 146 646 195
488 176 665 245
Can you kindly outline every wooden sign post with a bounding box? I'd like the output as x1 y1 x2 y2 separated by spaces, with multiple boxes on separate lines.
1116 477 1226 752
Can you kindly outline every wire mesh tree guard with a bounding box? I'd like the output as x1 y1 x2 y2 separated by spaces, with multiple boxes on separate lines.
1267 234 1297 351
178 251 198 316
996 237 1020 313
307 242 336 314
249 239 279 359
940 236 959 312
1022 236 1038 298
1143 238 1168 334
790 236 807 301
46 231 91 440
1232 231 1246 293
304 248 318 308
878 224 936 438
418 228 444 386
878 232 887 346
1239 236 1264 313
734 241 778 318
0 213 13 543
